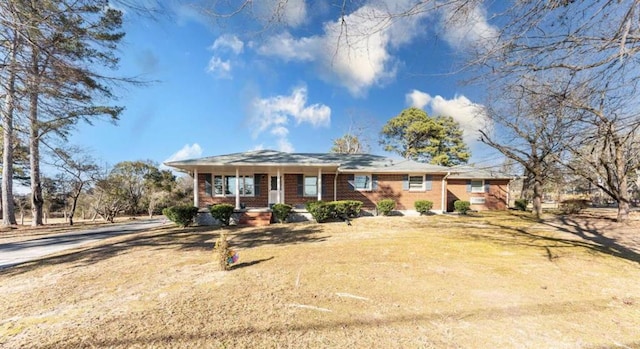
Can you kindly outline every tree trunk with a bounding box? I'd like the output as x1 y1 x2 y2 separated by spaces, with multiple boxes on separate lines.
532 176 543 219
2 29 19 226
29 46 44 226
615 142 630 222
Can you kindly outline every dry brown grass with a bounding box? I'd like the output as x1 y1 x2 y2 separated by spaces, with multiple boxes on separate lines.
1 210 639 348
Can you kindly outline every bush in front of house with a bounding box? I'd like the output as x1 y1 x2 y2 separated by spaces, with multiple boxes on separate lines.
377 199 396 216
454 200 471 215
514 199 529 211
272 203 293 223
333 200 363 218
306 200 364 223
414 200 434 215
209 203 235 226
306 201 332 222
162 205 199 227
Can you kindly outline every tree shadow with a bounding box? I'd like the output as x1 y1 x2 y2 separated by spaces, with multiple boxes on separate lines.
230 256 274 270
0 222 326 277
475 213 640 264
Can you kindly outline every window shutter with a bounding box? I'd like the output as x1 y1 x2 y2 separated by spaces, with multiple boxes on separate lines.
204 174 212 196
347 174 355 191
297 175 303 196
425 175 433 191
254 174 261 196
466 180 472 192
484 180 490 193
402 175 409 191
372 174 378 190
322 176 327 197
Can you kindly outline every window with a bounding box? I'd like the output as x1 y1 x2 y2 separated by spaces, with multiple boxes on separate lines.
214 175 223 195
409 175 424 191
222 175 254 196
304 176 317 196
354 175 371 190
471 180 484 193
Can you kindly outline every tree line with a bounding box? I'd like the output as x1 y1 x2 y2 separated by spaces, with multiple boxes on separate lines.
0 0 154 226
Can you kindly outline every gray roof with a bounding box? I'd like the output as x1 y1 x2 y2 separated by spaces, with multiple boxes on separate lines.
164 150 509 178
447 165 513 179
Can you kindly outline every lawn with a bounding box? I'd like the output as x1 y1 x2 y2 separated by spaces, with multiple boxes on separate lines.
0 211 639 348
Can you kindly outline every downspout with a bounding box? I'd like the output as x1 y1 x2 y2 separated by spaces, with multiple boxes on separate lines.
441 172 451 214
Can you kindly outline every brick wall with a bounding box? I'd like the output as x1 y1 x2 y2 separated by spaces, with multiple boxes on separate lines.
446 179 509 211
335 174 444 211
197 173 269 208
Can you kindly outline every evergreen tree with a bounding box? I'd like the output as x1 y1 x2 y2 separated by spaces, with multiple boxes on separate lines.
380 107 470 166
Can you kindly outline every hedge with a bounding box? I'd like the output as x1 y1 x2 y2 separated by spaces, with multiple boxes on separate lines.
414 200 433 215
454 200 471 214
305 200 363 223
272 203 293 223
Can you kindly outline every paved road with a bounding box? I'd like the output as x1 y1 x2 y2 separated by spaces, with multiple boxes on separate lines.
0 218 167 270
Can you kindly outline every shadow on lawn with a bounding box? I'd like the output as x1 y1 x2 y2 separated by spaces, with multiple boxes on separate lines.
476 214 640 265
35 296 639 349
0 223 325 277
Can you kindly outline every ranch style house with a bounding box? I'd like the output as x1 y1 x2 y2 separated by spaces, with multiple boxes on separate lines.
164 150 513 219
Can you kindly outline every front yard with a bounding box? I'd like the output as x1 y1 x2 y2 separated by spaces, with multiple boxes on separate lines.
0 211 638 348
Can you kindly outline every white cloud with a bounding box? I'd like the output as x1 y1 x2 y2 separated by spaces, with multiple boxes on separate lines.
439 2 498 51
255 0 308 28
405 90 488 145
163 143 203 169
206 57 232 79
249 86 331 152
257 3 430 96
406 89 432 109
211 35 244 54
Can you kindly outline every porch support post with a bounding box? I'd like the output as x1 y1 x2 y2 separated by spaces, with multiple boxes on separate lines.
317 168 322 201
193 169 199 207
441 172 450 214
235 168 240 209
277 169 281 204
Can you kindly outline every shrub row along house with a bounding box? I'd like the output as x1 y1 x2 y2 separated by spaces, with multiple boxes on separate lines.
164 150 512 223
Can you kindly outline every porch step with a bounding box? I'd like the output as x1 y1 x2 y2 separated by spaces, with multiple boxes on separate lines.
238 212 272 226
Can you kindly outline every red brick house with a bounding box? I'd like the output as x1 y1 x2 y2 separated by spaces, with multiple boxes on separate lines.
165 150 512 217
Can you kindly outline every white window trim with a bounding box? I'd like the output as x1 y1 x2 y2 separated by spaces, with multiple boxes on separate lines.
217 175 255 197
409 174 425 192
354 174 372 191
303 175 318 197
470 179 485 193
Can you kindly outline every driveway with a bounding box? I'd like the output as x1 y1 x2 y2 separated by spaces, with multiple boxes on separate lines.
0 218 168 270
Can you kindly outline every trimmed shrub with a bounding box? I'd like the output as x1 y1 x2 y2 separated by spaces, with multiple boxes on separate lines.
305 200 364 223
377 199 396 216
454 200 471 215
306 201 332 222
209 203 235 226
333 200 363 218
514 199 528 211
162 205 199 227
414 200 434 215
272 203 293 223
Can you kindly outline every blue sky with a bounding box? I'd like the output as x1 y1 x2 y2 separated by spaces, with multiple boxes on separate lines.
69 0 502 169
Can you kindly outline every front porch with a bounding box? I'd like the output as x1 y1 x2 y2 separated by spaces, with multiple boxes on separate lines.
194 168 337 211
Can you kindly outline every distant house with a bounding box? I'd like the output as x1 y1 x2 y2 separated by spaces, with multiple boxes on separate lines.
165 150 512 217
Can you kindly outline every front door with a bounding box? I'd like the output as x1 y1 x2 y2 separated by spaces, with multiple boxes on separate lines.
269 176 283 205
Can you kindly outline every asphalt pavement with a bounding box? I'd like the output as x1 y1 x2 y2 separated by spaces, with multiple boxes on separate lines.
0 218 167 270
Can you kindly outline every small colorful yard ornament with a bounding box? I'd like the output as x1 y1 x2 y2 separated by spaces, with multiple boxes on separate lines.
214 231 238 271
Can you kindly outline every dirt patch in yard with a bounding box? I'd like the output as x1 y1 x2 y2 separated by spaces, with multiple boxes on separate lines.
0 211 639 348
